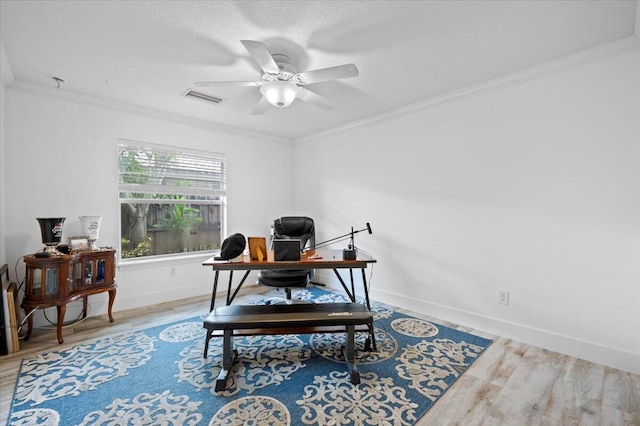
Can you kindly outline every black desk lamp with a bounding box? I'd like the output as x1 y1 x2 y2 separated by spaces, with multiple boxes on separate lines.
309 223 373 260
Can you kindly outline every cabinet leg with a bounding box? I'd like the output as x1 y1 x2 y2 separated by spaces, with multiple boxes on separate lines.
82 296 88 319
107 289 116 323
23 309 33 342
56 304 66 344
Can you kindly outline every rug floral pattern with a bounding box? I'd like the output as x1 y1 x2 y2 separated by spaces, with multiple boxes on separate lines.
9 288 492 425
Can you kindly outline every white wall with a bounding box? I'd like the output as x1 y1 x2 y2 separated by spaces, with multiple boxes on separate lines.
294 49 640 374
4 88 294 323
0 38 11 269
636 0 640 37
0 77 6 268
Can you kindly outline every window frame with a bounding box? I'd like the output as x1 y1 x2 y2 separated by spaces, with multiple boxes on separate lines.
117 139 227 264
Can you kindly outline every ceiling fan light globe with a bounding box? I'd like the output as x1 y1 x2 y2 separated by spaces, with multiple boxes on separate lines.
260 81 296 108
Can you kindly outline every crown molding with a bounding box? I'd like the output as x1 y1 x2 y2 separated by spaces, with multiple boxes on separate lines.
0 38 16 87
296 35 640 144
6 80 292 145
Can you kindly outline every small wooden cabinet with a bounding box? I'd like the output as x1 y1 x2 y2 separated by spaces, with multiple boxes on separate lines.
22 249 117 344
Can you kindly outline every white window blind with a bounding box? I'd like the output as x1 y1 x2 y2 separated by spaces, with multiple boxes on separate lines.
118 141 226 198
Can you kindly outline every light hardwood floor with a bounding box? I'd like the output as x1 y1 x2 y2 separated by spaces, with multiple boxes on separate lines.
1 286 638 425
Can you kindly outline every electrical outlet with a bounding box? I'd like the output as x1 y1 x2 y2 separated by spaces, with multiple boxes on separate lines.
169 267 176 277
498 290 509 305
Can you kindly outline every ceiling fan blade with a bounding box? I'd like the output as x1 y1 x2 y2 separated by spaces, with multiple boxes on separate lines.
195 80 262 87
294 63 359 85
250 97 270 115
298 88 334 111
241 40 280 75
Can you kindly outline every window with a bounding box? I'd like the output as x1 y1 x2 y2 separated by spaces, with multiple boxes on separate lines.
118 141 226 261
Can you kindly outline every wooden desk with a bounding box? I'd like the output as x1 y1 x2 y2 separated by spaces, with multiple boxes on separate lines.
202 248 377 351
202 249 376 310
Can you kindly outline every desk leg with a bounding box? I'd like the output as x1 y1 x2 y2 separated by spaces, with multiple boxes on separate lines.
333 269 355 302
226 271 234 305
361 269 371 311
227 271 251 305
360 268 377 352
349 269 356 301
365 320 377 353
210 270 220 311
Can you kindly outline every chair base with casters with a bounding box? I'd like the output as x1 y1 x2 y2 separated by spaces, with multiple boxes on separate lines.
258 270 310 304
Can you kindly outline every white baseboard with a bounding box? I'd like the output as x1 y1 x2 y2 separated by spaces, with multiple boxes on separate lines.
28 284 212 326
370 287 639 375
112 285 214 313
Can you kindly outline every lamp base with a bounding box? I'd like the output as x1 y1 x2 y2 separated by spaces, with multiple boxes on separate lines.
35 244 60 257
343 248 357 260
44 244 58 253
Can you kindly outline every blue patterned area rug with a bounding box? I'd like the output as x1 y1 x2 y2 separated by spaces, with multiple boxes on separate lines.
9 287 492 425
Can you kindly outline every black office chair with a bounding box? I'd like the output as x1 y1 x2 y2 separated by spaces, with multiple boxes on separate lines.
258 216 315 304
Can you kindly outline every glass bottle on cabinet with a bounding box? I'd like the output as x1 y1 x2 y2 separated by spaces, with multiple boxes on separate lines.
96 259 106 283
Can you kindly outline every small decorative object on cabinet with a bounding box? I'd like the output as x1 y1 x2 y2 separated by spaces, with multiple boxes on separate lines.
68 236 90 253
21 248 117 344
35 217 66 257
79 215 103 250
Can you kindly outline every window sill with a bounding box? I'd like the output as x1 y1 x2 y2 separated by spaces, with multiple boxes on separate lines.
117 252 218 271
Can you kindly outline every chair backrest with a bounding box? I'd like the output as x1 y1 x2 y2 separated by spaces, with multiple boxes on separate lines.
273 216 315 249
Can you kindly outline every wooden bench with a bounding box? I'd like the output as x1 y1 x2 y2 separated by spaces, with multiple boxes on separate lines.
203 302 373 391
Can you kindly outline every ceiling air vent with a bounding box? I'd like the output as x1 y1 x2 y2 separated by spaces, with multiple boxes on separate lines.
182 89 223 105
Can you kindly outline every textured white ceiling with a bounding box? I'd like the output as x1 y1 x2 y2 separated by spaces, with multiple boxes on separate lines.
1 0 637 141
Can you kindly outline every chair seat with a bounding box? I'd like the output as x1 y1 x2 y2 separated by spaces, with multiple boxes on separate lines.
258 269 309 288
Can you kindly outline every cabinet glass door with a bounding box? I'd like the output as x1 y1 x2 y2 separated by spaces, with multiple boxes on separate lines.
84 262 93 285
45 268 58 296
29 268 42 296
71 262 83 290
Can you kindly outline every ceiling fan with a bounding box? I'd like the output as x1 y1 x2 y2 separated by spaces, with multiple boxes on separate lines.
195 40 359 115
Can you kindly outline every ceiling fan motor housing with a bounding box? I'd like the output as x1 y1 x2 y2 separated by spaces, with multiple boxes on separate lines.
272 54 296 80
